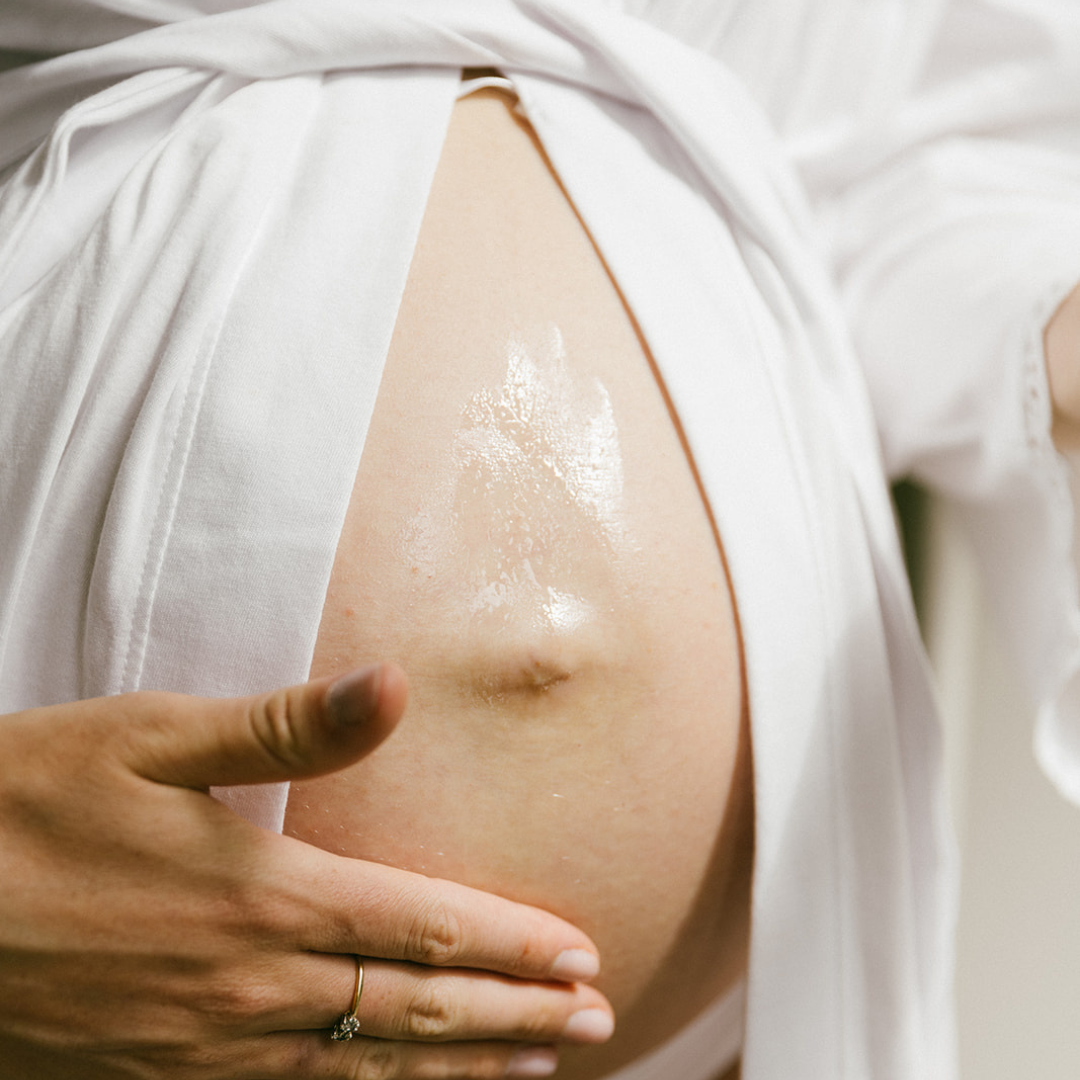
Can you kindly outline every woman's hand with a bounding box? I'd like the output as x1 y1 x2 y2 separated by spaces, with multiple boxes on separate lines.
0 665 613 1079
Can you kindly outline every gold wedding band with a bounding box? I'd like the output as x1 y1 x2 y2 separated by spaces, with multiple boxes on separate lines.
330 956 365 1041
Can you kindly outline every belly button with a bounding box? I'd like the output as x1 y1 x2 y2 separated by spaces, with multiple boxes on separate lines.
472 656 573 704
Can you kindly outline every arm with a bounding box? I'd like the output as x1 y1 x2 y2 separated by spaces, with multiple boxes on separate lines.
815 0 1080 801
0 664 612 1079
1045 281 1080 451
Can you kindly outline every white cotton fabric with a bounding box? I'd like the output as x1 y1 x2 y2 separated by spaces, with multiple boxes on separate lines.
2 2 1080 1077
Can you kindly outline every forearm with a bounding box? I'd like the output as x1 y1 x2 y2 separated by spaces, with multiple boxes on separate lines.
1045 282 1080 451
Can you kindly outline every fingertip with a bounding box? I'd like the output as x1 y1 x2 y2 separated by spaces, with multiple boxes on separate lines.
561 1008 615 1044
506 1046 559 1077
326 662 408 727
548 948 600 982
378 661 409 720
326 665 384 728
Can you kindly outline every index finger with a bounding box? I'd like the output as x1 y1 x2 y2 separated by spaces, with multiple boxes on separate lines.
275 836 601 983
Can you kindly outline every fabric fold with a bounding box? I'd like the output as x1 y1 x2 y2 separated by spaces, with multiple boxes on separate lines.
3 3 1080 1078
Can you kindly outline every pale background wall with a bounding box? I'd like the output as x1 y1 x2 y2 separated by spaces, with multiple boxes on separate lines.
918 482 1080 1079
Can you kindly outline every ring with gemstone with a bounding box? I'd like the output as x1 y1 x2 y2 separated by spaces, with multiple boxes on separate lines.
330 955 364 1041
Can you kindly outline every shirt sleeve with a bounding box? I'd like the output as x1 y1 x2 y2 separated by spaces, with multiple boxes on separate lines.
817 0 1080 804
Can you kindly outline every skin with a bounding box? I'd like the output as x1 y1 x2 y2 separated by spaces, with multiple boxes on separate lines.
7 79 1080 1080
0 665 615 1079
1046 282 1080 450
285 89 752 1080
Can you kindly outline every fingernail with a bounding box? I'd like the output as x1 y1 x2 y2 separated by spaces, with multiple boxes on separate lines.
506 1046 559 1077
549 948 600 982
326 665 382 726
562 1008 615 1044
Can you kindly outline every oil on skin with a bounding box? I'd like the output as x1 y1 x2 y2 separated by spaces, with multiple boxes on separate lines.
399 324 636 661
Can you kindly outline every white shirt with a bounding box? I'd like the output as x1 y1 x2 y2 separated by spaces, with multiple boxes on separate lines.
2 2 1080 1077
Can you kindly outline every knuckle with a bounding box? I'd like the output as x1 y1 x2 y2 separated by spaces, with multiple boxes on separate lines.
164 1042 229 1077
411 898 464 966
232 879 295 939
246 690 309 773
520 1007 559 1042
199 973 275 1030
472 1053 520 1079
205 853 306 948
280 1034 322 1078
349 1040 400 1080
402 980 457 1040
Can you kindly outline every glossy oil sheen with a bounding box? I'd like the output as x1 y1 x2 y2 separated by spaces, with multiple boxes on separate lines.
284 88 752 1080
403 324 630 650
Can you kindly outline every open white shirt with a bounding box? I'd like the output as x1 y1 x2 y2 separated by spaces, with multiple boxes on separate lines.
3 2 1080 1077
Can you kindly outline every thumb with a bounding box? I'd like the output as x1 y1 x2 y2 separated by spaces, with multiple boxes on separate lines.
118 663 408 789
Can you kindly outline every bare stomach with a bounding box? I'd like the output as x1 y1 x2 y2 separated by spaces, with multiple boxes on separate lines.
284 84 752 1080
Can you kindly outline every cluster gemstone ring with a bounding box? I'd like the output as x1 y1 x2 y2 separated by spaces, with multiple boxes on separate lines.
330 956 364 1041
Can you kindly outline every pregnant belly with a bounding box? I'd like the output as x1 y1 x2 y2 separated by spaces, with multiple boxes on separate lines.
284 84 752 1080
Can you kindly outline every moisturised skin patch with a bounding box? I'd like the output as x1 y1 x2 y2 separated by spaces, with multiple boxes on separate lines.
400 324 634 642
